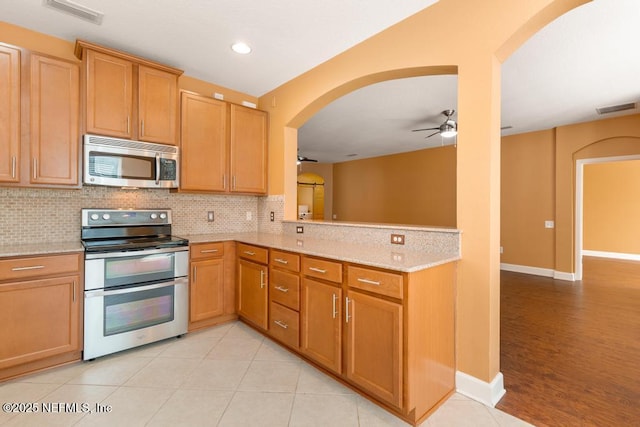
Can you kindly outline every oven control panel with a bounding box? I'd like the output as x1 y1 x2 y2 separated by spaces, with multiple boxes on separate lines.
81 209 172 227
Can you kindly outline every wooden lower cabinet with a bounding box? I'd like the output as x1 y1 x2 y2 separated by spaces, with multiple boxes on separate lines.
0 252 83 381
345 290 403 408
300 278 342 373
237 258 268 330
188 242 236 331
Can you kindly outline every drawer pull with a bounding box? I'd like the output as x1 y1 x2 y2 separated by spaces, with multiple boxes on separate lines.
308 267 327 274
244 251 256 256
260 270 265 289
11 265 45 272
200 249 219 254
11 156 16 179
274 258 289 265
275 285 289 293
357 278 381 286
274 320 288 329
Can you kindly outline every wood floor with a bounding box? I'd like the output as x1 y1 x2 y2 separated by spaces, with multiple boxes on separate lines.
497 270 640 426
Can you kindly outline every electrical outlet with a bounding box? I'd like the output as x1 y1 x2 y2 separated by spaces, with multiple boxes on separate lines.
500 246 504 254
270 211 275 222
246 211 252 221
296 226 304 234
391 234 405 245
545 220 555 229
207 211 214 222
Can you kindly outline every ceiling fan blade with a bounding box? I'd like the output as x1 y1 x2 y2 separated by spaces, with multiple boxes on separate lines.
298 156 318 162
424 131 440 139
412 127 439 132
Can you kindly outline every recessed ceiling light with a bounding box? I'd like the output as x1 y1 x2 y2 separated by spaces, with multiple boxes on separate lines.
231 42 252 54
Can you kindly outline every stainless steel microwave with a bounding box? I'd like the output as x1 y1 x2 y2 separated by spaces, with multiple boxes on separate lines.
83 134 179 189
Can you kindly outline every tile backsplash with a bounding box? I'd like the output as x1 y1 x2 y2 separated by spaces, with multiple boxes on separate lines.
0 187 284 245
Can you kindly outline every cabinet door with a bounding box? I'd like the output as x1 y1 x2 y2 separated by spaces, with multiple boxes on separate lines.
29 54 79 185
190 258 224 324
229 104 267 194
345 290 403 408
180 92 227 191
138 65 178 145
237 259 268 329
0 44 20 183
0 275 80 369
85 50 132 138
300 278 342 373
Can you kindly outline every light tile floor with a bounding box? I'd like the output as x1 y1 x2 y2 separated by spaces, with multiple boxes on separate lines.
0 321 532 426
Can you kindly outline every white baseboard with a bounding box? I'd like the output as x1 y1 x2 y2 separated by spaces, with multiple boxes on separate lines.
500 263 553 277
455 371 506 407
500 263 576 281
582 250 640 261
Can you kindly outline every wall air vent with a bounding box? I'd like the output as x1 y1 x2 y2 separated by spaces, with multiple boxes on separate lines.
596 102 637 115
43 0 104 25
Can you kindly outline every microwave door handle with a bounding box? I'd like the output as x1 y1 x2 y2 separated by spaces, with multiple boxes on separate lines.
155 153 160 185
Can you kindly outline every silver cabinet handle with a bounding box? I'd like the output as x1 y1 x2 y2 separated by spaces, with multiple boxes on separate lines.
72 280 76 303
332 293 338 319
193 266 197 283
274 320 288 329
345 296 351 323
260 270 265 288
200 249 219 254
244 251 256 256
11 265 45 271
232 175 236 190
274 285 289 293
274 258 289 265
32 158 37 180
126 116 130 134
222 175 226 190
140 119 145 137
11 156 16 179
357 278 381 286
309 267 326 274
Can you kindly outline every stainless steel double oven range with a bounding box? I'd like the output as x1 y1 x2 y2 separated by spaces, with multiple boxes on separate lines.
81 208 189 360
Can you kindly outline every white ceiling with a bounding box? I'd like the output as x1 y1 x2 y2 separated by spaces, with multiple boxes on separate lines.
2 0 639 163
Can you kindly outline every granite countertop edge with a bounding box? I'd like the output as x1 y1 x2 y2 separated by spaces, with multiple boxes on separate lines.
185 232 460 273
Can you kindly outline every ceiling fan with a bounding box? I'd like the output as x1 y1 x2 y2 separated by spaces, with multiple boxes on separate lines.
297 154 318 164
412 109 457 139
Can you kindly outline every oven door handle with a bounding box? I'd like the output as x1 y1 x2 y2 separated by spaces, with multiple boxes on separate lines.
85 246 188 260
84 278 188 298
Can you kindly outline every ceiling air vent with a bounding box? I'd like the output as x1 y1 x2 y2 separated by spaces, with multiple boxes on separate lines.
596 102 637 115
43 0 104 25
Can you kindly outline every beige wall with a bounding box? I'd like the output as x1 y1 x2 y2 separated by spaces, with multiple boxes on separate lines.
583 160 640 254
332 146 456 226
258 0 589 385
501 130 556 268
500 114 640 273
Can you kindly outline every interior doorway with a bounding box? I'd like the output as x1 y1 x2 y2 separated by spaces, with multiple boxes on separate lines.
297 172 325 220
575 154 640 280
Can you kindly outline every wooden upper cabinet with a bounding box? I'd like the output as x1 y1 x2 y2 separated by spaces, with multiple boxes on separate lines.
180 92 228 191
229 104 268 194
76 40 182 145
0 44 21 183
85 50 132 139
29 54 80 185
138 65 178 144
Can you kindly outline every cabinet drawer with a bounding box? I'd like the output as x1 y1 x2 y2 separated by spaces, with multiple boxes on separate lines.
270 269 300 311
302 257 343 284
347 265 404 299
270 250 300 273
190 242 224 260
0 253 81 282
269 301 299 348
237 243 268 264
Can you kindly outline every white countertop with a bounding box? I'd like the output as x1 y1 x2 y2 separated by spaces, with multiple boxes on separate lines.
0 241 84 258
184 232 459 273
